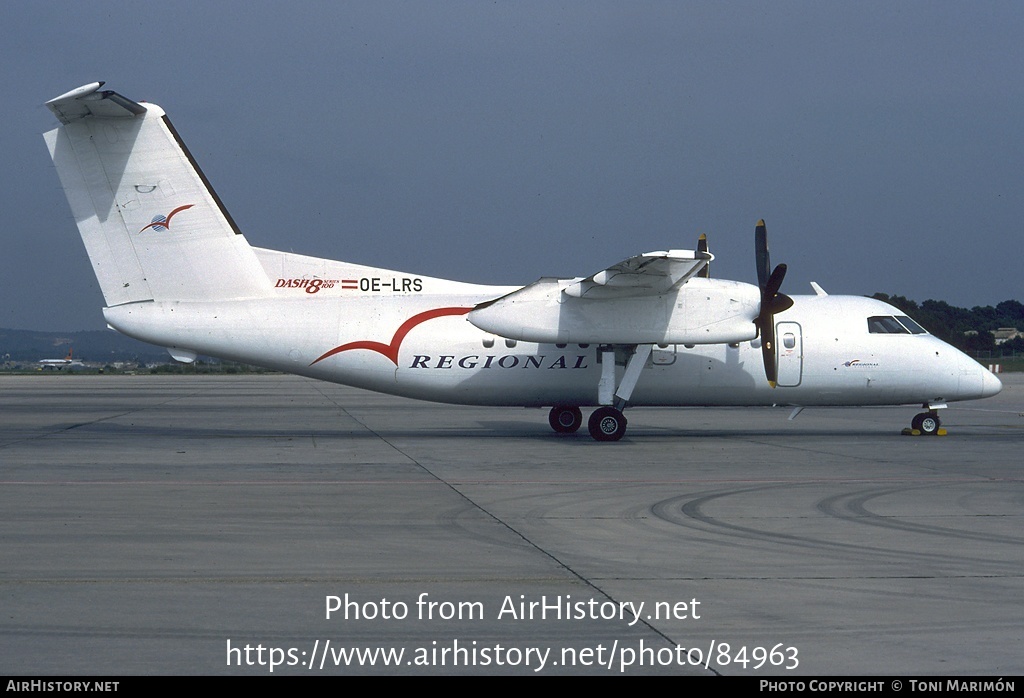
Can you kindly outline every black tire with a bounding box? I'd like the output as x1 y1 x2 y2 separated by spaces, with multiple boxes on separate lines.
912 412 941 435
588 406 627 442
549 406 583 433
919 413 940 435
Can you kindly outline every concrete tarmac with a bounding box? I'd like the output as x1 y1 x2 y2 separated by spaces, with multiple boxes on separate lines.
1 373 1021 675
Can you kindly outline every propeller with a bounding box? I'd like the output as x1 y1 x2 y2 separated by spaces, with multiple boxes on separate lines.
754 219 793 387
697 233 710 278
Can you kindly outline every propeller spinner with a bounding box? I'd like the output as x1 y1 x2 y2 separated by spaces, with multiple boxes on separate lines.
754 220 793 387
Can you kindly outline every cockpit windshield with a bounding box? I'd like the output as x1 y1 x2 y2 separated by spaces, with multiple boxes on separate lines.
867 315 928 335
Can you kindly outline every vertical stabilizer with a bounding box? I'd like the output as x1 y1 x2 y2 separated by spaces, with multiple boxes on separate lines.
44 82 269 305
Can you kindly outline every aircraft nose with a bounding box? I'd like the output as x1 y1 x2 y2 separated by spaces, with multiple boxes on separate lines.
981 367 1003 398
958 357 1002 400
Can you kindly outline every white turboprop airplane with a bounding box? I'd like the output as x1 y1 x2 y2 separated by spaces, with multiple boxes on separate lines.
43 82 1002 440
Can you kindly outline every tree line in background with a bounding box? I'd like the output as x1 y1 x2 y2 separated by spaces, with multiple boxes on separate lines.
871 294 1024 354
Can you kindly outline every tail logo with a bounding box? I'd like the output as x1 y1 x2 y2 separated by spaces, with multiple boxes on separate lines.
311 307 473 366
139 204 194 233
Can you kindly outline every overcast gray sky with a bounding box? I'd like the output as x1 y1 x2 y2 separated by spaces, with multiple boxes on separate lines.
4 1 1021 331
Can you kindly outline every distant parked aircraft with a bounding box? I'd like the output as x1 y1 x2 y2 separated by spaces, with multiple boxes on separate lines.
38 348 83 370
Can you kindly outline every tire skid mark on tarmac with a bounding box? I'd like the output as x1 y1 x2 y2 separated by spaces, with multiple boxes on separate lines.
816 485 1024 546
650 483 1024 574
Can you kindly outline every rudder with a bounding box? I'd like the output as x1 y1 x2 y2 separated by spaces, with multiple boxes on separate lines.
44 82 269 306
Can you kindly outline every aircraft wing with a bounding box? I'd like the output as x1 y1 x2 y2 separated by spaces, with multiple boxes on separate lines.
469 247 760 345
562 249 711 299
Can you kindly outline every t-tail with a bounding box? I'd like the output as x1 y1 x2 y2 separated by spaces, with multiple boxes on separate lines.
43 82 269 307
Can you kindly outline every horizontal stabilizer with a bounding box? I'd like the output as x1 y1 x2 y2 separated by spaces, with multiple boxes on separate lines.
46 82 146 124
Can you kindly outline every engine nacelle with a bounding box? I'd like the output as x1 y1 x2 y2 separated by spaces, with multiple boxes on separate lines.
469 277 760 345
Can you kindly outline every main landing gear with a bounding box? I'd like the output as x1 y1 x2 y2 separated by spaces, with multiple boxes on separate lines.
547 405 628 441
588 406 627 441
547 344 652 442
548 406 583 433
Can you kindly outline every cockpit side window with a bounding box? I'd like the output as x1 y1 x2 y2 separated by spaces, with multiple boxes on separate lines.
895 316 927 334
867 315 929 334
868 316 910 334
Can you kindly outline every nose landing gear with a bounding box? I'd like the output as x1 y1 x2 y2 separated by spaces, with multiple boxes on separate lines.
911 411 940 435
904 406 946 436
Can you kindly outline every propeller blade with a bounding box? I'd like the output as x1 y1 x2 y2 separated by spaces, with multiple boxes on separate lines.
764 265 794 313
770 292 794 315
764 263 787 299
760 319 778 387
770 292 790 313
697 234 709 278
755 219 770 290
753 221 791 388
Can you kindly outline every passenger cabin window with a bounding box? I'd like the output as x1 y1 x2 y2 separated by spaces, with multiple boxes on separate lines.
867 316 927 334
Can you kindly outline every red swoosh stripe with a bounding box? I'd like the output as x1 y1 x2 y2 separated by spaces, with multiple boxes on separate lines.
139 204 195 233
311 306 473 366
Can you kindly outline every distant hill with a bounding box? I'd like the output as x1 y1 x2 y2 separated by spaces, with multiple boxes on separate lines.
0 328 172 364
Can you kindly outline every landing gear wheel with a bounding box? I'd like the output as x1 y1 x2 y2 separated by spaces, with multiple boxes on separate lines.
912 412 941 435
588 406 627 442
548 406 583 433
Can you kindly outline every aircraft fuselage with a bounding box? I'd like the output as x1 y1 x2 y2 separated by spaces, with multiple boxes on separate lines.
102 289 999 409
